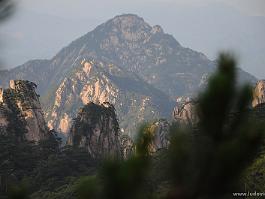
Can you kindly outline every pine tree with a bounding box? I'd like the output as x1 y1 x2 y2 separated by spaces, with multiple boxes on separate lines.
76 53 265 199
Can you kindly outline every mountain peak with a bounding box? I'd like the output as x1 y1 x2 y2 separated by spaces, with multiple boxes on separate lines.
113 14 144 21
110 14 147 27
0 14 256 138
108 14 164 34
92 14 153 42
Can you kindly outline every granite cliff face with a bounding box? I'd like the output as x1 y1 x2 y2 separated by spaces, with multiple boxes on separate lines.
45 60 173 136
0 14 256 137
0 80 48 141
68 102 121 159
252 80 265 107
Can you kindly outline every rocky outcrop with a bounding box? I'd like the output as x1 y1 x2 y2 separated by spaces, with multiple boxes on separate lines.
121 119 170 157
46 60 119 135
172 80 265 127
120 134 135 159
0 80 48 141
68 102 122 159
172 100 199 127
148 119 170 153
252 80 265 107
45 60 173 137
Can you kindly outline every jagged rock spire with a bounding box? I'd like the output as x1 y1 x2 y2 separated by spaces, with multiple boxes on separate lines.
0 80 49 141
68 102 122 159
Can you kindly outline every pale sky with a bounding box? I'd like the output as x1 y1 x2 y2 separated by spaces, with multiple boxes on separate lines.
1 0 265 78
18 0 265 17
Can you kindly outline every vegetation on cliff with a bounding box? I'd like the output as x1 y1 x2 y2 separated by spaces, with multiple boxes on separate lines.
70 53 265 199
0 54 265 199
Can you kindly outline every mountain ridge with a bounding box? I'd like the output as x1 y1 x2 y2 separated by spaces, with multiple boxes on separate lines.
0 14 256 94
0 14 257 136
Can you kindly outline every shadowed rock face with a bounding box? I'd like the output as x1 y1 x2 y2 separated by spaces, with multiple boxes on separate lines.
68 102 121 159
0 103 11 135
121 119 170 157
121 134 135 159
172 80 265 128
0 80 49 141
252 80 265 107
148 119 170 153
252 103 265 122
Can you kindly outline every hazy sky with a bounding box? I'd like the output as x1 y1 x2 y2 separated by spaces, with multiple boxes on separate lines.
19 0 265 16
1 0 265 78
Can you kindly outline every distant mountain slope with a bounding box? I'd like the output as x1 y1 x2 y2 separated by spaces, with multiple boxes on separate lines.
1 14 256 94
0 14 257 136
2 4 265 78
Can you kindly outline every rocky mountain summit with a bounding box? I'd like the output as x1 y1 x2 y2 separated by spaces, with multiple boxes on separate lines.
0 14 256 137
0 80 49 141
68 102 122 159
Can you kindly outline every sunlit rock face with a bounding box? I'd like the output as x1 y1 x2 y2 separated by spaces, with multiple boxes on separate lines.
45 60 173 137
252 80 265 108
68 102 122 159
46 60 119 135
172 100 199 127
0 80 48 141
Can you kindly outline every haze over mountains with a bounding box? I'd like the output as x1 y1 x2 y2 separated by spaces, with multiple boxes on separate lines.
1 1 265 197
1 2 265 78
0 14 257 137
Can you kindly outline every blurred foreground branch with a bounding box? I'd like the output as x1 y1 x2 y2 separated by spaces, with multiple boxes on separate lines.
0 0 14 22
76 53 265 199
